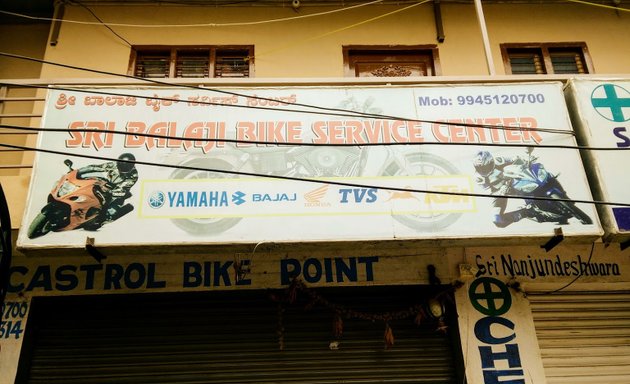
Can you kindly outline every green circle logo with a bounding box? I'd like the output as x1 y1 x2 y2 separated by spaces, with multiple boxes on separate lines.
468 277 512 316
590 83 630 122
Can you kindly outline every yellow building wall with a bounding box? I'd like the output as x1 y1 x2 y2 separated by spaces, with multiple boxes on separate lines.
0 23 50 228
34 3 630 78
481 3 630 75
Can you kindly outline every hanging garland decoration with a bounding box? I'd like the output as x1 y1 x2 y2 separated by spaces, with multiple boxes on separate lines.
276 301 285 351
269 278 463 350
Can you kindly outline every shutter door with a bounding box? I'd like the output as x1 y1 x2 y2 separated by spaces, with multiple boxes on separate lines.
19 286 461 383
529 291 630 384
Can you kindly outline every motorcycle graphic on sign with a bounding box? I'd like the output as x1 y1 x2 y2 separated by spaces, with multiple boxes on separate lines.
162 97 466 235
473 148 592 228
27 156 137 239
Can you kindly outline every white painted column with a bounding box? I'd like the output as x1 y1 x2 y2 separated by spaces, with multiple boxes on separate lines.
474 0 496 75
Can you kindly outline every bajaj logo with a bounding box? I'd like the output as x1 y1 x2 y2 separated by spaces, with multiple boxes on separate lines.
232 191 246 205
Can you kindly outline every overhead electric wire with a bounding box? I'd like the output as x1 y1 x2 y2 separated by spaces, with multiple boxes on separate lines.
1 0 627 26
1 124 627 151
540 242 596 295
3 142 629 208
0 51 533 134
0 80 575 136
73 1 133 48
0 53 575 136
0 81 430 122
0 0 388 28
254 0 429 59
1 53 618 207
565 0 630 12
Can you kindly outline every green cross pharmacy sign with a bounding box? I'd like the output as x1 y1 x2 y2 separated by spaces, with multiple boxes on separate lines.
591 83 630 122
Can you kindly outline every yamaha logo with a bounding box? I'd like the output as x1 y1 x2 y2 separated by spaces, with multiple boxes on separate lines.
148 191 165 209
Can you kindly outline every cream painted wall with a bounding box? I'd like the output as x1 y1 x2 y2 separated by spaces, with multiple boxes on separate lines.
0 24 49 79
481 3 630 75
0 23 49 228
41 4 444 78
33 3 629 78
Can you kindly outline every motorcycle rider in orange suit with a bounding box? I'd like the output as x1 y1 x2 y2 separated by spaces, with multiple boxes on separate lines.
77 153 138 229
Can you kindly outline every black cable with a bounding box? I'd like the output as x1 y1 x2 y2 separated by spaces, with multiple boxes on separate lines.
0 52 575 136
0 81 575 137
0 184 12 308
72 1 134 48
3 142 629 207
541 242 595 295
1 124 627 151
0 81 420 122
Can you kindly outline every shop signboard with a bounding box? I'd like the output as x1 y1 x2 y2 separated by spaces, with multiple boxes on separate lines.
565 79 630 242
456 276 548 384
18 83 601 249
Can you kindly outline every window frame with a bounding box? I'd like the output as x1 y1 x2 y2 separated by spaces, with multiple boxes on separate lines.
342 45 441 77
500 42 593 75
128 45 254 78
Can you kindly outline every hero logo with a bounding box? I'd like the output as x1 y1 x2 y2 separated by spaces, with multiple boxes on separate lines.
339 188 378 203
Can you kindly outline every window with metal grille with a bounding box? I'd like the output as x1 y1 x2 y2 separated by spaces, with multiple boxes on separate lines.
343 46 440 77
176 51 210 78
130 46 253 78
549 48 587 74
505 49 545 74
134 50 171 78
501 43 591 75
215 49 251 78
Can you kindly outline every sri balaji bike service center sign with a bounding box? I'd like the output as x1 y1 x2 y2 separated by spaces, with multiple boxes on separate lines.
18 83 601 249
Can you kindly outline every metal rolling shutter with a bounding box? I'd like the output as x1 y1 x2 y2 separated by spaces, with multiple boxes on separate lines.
18 286 461 383
528 291 630 384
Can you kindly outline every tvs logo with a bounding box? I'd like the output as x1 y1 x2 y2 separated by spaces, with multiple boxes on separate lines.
231 191 246 205
591 83 630 122
148 191 165 209
339 188 378 204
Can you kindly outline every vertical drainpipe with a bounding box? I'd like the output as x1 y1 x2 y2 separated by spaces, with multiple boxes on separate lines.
433 0 445 43
48 0 66 46
473 0 496 75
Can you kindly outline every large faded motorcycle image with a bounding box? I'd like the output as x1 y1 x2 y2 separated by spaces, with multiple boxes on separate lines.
166 97 463 235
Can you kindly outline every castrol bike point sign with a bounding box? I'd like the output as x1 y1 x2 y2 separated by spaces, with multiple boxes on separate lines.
18 83 601 249
565 79 630 241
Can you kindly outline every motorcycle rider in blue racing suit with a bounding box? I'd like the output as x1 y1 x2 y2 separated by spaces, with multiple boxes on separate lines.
473 150 542 228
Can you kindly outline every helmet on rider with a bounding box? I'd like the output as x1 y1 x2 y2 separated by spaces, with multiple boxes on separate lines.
116 153 136 175
473 151 495 177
